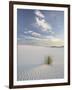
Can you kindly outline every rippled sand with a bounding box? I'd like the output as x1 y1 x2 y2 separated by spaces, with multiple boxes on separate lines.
17 64 64 81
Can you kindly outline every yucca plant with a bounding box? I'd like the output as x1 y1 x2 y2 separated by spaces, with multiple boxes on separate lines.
45 56 53 65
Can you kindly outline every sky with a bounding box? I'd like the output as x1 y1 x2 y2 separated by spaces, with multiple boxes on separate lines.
17 9 64 46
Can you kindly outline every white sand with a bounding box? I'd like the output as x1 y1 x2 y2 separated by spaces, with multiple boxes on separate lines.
17 45 64 81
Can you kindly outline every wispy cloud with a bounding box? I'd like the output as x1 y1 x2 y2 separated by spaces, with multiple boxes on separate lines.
34 10 55 36
24 30 33 34
24 31 28 34
24 30 41 38
35 17 52 32
18 33 64 46
28 31 33 33
31 32 41 37
35 10 45 18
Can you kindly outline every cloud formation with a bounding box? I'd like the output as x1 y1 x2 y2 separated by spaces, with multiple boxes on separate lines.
24 30 41 38
35 10 45 18
34 10 55 36
35 17 52 32
22 10 63 46
31 32 41 37
24 30 33 34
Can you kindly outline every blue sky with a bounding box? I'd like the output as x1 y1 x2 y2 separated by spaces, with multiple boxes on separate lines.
17 9 64 46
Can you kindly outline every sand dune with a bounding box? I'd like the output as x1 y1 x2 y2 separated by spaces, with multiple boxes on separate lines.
17 45 64 81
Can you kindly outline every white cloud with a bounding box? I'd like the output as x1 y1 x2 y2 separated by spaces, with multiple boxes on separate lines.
28 31 33 33
24 31 28 34
24 30 33 34
31 32 41 37
35 17 52 32
35 10 45 18
24 36 41 41
24 30 41 38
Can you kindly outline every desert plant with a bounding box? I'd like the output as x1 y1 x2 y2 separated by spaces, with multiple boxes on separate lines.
45 56 53 65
